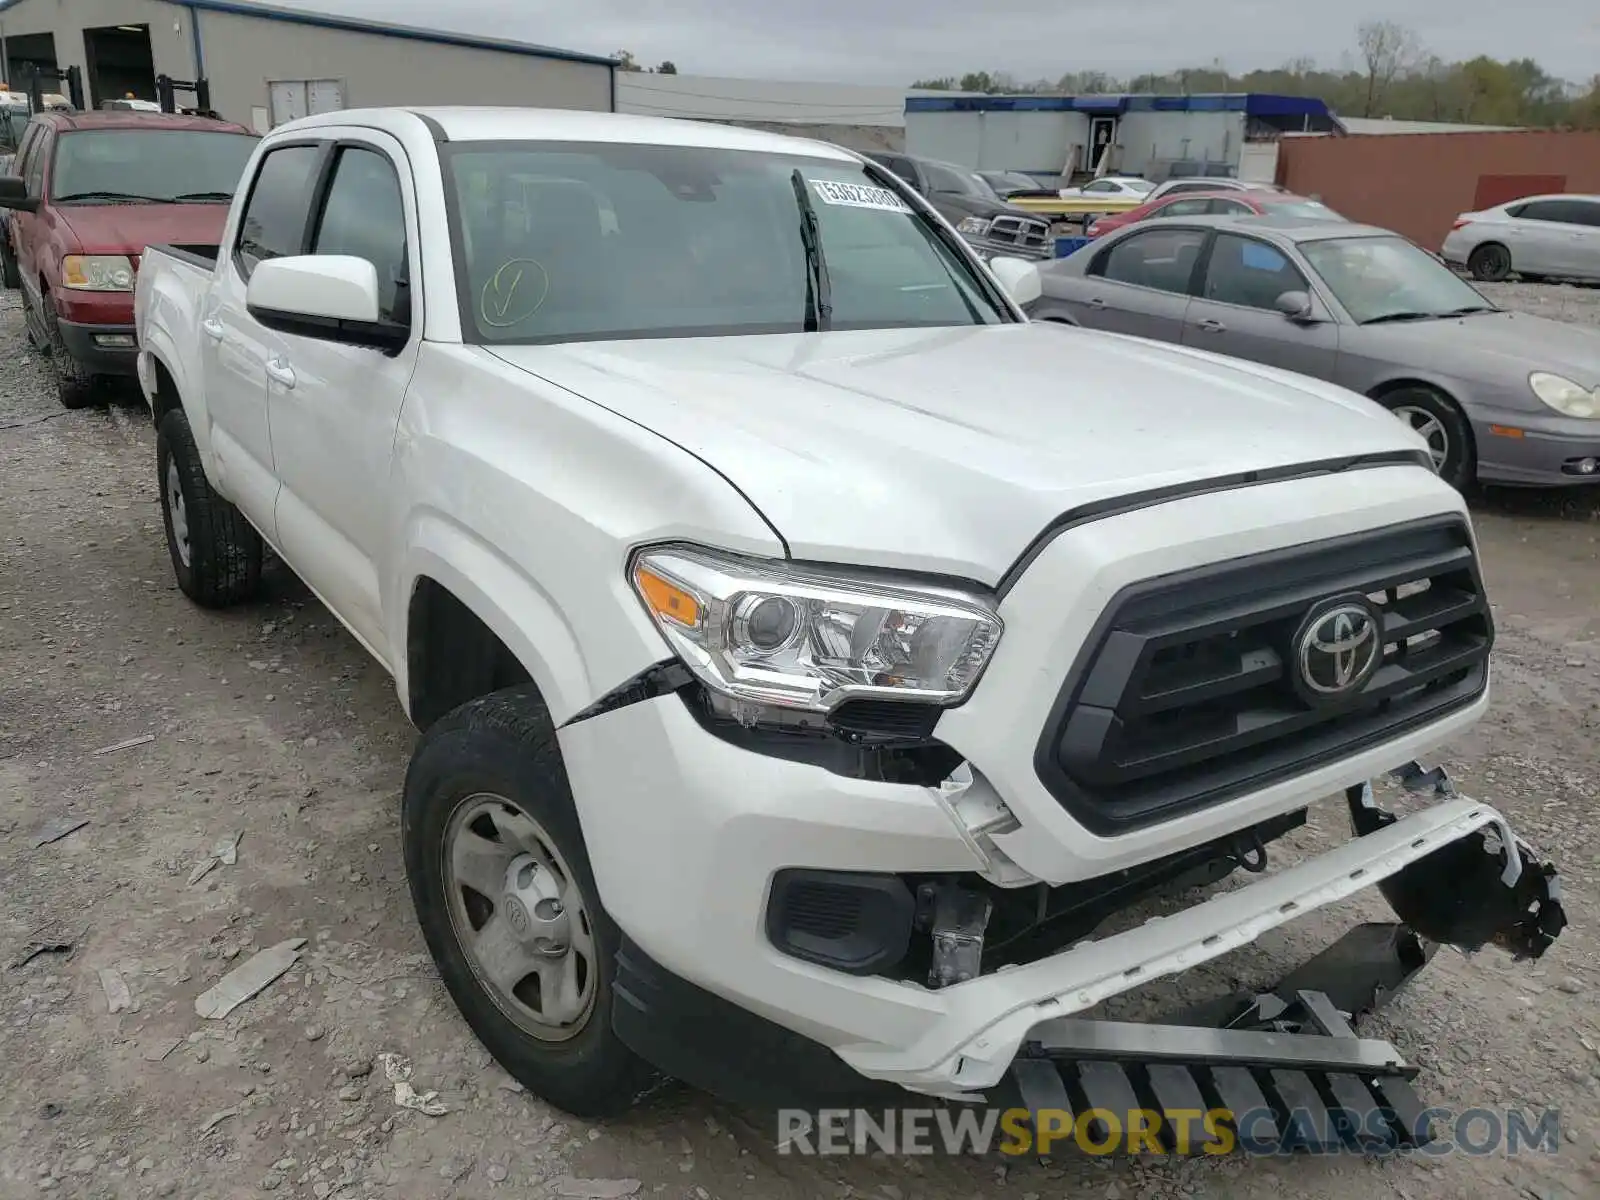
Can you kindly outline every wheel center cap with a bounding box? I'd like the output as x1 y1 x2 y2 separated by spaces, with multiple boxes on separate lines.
501 854 570 956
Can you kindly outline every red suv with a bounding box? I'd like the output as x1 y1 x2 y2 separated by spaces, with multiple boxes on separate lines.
0 109 257 407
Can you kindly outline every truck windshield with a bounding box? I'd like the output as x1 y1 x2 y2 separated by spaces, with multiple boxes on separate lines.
51 129 258 204
442 141 1011 344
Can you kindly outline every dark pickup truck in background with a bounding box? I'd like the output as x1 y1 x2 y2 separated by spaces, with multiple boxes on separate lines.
864 150 1054 261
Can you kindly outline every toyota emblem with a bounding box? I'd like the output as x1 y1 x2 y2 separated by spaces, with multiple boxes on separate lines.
1294 599 1382 701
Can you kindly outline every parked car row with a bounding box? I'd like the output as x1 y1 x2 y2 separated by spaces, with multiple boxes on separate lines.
1027 213 1600 488
0 106 258 407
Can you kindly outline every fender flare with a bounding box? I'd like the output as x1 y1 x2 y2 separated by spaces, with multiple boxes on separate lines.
396 511 592 725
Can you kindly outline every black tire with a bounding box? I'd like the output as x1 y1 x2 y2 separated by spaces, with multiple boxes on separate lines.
41 289 97 409
1467 242 1512 283
1373 385 1475 490
156 408 264 607
402 687 656 1118
0 233 19 290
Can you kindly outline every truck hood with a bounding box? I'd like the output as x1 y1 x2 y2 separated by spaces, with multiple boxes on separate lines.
490 323 1431 585
54 202 231 257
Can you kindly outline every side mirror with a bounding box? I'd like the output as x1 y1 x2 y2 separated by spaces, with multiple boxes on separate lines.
245 255 406 352
987 255 1043 308
1274 289 1316 322
0 174 39 212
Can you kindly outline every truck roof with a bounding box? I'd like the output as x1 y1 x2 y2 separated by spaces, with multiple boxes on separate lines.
285 105 860 161
31 109 254 135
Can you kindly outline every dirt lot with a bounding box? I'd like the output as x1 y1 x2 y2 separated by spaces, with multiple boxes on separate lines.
2 283 1597 1200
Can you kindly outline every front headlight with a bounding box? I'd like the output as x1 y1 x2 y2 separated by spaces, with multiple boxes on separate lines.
956 216 992 237
62 254 135 291
1529 372 1599 418
629 545 1003 713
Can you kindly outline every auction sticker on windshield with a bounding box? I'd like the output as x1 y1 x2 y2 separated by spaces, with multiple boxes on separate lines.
810 179 913 213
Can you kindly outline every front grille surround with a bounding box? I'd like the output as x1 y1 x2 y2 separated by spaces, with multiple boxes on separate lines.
1033 517 1493 835
987 214 1051 251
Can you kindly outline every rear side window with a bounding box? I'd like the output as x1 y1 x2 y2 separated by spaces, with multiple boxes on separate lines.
878 156 920 188
1160 198 1212 217
311 146 410 326
235 144 322 277
1094 227 1207 293
1517 199 1596 226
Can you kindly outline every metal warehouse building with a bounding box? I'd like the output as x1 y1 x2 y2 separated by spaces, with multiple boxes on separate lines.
905 93 1340 184
0 0 615 130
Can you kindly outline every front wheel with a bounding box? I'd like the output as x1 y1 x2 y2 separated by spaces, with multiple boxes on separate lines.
41 290 96 409
156 408 264 607
1377 386 1475 490
0 233 19 289
402 687 656 1118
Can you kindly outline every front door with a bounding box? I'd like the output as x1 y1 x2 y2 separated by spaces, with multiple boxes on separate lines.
1182 232 1340 377
266 131 420 663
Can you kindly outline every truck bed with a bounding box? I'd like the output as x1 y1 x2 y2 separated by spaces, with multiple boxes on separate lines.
148 243 221 270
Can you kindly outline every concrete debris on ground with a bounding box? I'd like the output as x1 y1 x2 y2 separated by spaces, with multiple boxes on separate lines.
98 967 132 1013
193 938 307 1018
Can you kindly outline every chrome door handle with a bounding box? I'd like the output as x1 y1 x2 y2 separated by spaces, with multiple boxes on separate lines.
265 356 296 390
1196 318 1227 333
201 316 225 341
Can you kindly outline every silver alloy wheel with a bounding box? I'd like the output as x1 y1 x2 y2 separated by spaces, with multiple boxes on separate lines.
1391 405 1449 472
442 794 598 1041
166 459 192 568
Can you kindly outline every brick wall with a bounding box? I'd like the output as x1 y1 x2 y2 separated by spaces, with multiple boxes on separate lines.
1276 130 1600 250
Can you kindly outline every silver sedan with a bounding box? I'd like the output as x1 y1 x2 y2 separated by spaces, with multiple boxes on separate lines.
1026 214 1600 488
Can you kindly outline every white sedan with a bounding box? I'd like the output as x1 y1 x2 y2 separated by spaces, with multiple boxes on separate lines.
1058 175 1154 201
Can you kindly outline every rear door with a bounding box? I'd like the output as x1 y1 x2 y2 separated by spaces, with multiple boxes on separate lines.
1181 232 1339 377
205 139 326 535
1066 225 1205 340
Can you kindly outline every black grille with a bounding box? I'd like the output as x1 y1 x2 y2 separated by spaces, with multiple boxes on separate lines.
988 215 1051 250
1033 517 1492 834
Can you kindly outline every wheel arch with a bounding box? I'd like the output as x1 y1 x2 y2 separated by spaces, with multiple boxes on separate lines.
398 525 592 732
1367 377 1478 478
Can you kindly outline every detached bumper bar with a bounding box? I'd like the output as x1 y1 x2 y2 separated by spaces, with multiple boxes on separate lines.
840 777 1565 1097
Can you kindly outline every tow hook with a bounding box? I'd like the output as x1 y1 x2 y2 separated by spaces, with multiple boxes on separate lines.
917 882 993 988
1347 763 1568 961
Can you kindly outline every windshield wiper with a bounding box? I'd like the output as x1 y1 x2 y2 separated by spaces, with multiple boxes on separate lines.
52 190 163 204
169 191 234 202
1360 311 1437 325
789 169 833 332
1437 305 1498 317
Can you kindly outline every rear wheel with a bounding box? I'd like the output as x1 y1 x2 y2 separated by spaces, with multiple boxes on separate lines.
1376 386 1474 490
157 408 264 607
403 687 655 1118
41 290 96 409
1467 242 1511 282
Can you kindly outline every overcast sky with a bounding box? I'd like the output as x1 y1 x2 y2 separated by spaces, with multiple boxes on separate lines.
280 1 1600 85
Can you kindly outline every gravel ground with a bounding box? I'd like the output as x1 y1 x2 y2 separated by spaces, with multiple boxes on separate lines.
1 284 1598 1200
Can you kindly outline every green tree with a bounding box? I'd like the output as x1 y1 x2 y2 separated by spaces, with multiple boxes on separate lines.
613 50 642 72
655 61 678 74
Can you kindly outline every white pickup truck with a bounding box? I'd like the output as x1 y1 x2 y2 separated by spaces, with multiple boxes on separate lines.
134 107 1565 1127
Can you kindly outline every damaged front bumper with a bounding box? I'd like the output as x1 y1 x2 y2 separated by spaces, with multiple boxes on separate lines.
838 764 1566 1098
